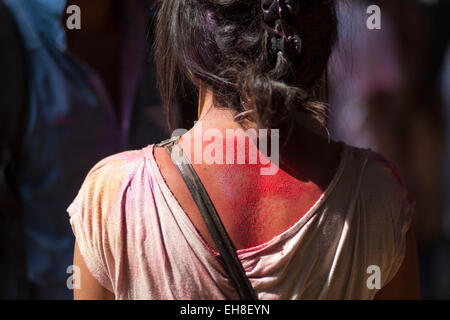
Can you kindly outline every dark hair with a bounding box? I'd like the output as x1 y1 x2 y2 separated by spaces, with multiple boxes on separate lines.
154 0 337 130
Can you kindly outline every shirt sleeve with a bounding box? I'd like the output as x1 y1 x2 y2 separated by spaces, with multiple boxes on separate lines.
67 150 145 294
364 152 416 288
385 171 416 286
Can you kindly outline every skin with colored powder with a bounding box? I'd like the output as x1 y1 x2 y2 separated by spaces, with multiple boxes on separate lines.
155 89 341 251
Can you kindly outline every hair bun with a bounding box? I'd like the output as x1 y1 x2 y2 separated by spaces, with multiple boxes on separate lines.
261 0 303 63
261 0 299 22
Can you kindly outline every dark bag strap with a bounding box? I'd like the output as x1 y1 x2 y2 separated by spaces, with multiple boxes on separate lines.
157 136 258 300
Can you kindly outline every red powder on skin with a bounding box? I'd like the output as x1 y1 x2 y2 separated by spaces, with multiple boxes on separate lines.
202 133 318 249
230 164 312 248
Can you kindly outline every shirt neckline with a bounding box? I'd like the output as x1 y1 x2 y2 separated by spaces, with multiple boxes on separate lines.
146 141 349 260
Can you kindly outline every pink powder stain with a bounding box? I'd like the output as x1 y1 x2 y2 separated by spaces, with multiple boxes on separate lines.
370 151 415 206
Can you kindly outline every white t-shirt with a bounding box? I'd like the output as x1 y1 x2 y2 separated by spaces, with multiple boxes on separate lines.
67 143 414 299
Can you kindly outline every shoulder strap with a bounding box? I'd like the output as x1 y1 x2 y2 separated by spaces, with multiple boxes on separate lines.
157 137 258 300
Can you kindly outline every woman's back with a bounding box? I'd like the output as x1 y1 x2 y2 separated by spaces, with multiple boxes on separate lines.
68 128 414 299
67 0 420 300
153 106 343 251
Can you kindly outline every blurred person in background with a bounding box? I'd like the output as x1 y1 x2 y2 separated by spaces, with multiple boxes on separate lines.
0 0 166 299
329 0 450 298
440 39 450 300
444 46 450 238
0 0 28 300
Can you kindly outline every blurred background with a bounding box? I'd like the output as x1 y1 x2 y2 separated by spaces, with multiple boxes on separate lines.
0 0 449 299
329 0 450 298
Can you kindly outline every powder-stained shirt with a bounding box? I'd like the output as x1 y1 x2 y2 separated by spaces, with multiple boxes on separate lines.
67 143 414 300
